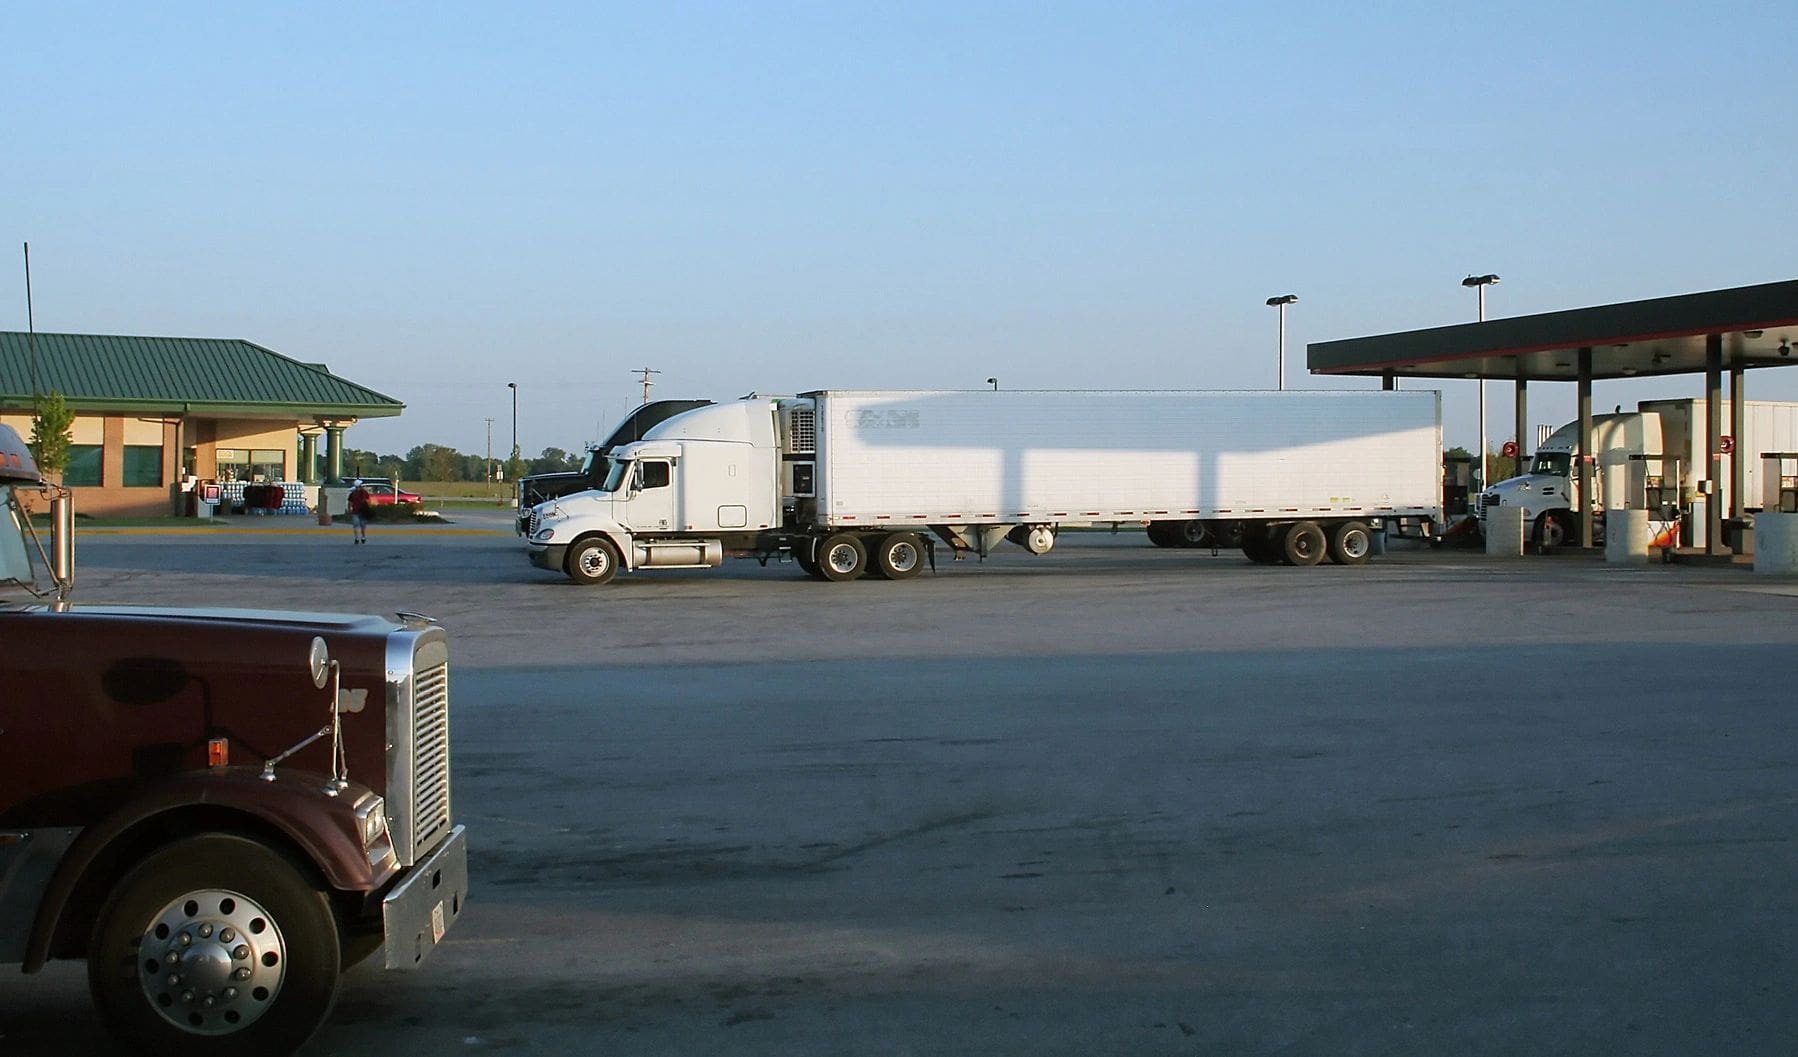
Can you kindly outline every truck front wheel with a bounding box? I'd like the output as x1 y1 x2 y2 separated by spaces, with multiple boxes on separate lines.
566 537 622 585
817 534 868 581
89 834 341 1057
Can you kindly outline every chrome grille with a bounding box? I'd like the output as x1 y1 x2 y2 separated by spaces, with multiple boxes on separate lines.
529 507 541 535
411 662 452 856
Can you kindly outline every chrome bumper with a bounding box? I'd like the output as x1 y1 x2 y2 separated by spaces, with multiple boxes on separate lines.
382 824 468 971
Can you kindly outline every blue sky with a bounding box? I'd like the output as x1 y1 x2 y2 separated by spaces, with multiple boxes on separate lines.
6 1 1796 457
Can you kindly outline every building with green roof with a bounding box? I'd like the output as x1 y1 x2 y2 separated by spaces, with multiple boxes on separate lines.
0 331 403 516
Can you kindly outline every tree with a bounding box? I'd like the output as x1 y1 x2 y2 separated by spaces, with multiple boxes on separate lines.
28 391 74 477
529 447 580 475
405 443 465 482
505 445 525 484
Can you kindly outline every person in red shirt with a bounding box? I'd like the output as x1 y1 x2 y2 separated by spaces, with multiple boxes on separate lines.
346 479 372 544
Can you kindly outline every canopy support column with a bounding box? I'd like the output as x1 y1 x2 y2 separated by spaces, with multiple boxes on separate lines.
1513 375 1529 474
1578 348 1593 548
1730 363 1745 520
1706 335 1724 555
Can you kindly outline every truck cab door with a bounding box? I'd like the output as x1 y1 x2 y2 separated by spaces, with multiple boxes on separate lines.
623 459 677 532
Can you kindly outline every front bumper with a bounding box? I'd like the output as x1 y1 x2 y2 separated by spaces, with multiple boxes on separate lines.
382 824 468 970
527 543 568 571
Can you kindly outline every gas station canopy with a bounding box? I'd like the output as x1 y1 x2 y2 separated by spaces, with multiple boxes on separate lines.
1309 279 1798 384
1305 279 1798 557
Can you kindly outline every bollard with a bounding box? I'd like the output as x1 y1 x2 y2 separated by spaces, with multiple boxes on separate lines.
1484 505 1524 557
1604 509 1650 563
1753 512 1798 574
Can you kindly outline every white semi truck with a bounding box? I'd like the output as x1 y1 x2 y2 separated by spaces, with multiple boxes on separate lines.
524 389 1443 584
1476 398 1798 547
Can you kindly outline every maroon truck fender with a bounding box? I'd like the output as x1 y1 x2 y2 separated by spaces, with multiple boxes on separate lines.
22 767 398 972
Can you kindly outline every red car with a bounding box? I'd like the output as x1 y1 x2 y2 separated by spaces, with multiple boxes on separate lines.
360 482 422 506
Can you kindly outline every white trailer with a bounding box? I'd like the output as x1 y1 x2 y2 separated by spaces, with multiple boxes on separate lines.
524 389 1443 584
1476 399 1798 547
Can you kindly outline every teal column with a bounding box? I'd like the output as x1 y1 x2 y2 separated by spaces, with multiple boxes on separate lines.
299 433 318 485
325 426 345 485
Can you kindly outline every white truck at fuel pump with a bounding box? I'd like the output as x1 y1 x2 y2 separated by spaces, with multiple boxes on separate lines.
524 389 1444 584
1475 398 1798 547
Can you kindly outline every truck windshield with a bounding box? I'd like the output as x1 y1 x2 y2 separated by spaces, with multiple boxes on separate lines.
1531 452 1572 477
601 459 631 494
1 487 36 588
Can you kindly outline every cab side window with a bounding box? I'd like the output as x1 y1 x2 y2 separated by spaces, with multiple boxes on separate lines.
639 461 671 489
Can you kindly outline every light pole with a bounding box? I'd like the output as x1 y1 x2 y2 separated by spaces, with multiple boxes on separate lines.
1462 274 1500 484
507 382 518 481
986 377 998 391
1266 294 1298 390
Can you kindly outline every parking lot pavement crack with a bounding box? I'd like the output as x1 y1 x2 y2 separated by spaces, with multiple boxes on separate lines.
792 810 998 869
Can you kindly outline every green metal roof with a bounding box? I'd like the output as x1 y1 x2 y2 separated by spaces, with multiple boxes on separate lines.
0 332 404 419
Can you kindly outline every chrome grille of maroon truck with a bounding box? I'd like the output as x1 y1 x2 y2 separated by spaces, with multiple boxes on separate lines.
410 662 452 856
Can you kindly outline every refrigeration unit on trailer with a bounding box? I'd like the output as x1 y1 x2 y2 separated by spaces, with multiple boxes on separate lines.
524 388 1443 584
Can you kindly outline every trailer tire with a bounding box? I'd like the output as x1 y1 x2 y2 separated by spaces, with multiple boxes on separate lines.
818 533 868 582
1146 522 1179 548
1328 520 1373 565
1210 520 1246 549
1280 521 1327 566
88 835 340 1057
566 537 622 585
794 542 822 578
873 532 925 580
1176 520 1210 548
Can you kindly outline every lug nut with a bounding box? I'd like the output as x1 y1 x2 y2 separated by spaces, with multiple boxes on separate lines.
233 968 251 981
179 933 193 946
220 928 235 943
203 996 217 1008
181 990 194 1004
166 950 181 964
223 987 238 1000
198 924 214 939
233 945 250 960
167 973 181 986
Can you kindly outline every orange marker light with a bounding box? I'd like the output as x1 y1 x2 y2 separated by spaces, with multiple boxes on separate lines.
207 738 229 768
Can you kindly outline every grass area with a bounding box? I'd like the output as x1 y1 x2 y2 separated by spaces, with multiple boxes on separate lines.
430 498 516 510
30 515 231 529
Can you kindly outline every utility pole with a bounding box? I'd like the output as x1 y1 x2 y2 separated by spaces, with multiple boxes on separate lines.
23 243 38 405
1266 294 1298 390
485 417 494 488
1462 274 1501 486
636 367 661 405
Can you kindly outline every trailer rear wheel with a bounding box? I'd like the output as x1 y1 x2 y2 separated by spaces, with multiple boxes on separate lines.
1280 521 1327 566
1328 521 1373 565
566 537 622 585
1176 520 1210 547
794 542 822 578
818 533 868 582
873 532 925 580
1146 522 1179 548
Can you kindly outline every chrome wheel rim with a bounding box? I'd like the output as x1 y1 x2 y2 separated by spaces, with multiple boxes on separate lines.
887 543 919 573
137 888 286 1035
826 543 860 575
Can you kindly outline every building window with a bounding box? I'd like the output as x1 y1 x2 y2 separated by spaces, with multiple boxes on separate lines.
64 445 103 487
251 449 286 481
124 445 164 487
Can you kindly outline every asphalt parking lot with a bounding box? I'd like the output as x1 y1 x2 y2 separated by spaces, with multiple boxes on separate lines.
6 512 1798 1056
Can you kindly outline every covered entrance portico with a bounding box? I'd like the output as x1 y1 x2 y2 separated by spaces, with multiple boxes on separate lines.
1307 280 1798 556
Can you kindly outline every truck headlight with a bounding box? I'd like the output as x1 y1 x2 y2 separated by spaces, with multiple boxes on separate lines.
355 794 396 867
532 527 556 542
